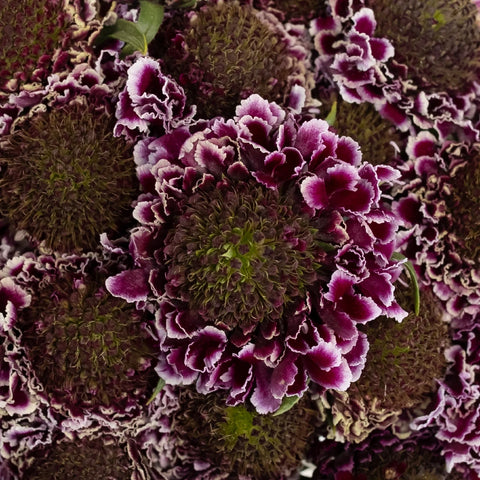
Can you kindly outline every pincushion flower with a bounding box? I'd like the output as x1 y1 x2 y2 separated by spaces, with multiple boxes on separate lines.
315 282 450 444
106 91 406 414
309 425 474 479
150 0 315 118
0 65 138 253
393 131 480 330
0 252 157 419
150 386 317 479
0 0 111 95
1 408 162 480
310 0 480 131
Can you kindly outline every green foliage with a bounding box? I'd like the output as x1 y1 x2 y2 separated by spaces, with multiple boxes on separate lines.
97 1 164 56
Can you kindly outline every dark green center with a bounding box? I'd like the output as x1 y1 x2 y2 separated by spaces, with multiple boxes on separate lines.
0 0 67 88
353 285 449 411
325 98 402 165
173 388 316 479
24 437 133 480
447 147 480 262
369 0 480 91
0 102 136 252
159 1 303 117
165 182 321 330
20 274 156 411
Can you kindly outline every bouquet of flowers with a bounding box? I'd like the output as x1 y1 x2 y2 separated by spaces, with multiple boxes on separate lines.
1 0 480 478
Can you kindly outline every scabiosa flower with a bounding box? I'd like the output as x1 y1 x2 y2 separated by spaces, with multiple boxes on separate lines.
1 412 159 480
315 283 450 443
107 92 406 413
0 253 157 418
393 131 480 329
310 0 480 131
0 95 137 253
157 387 316 479
252 0 328 23
310 426 471 479
152 0 314 118
0 0 105 94
367 0 480 93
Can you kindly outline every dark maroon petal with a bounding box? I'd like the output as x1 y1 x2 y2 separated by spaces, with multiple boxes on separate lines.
185 326 228 372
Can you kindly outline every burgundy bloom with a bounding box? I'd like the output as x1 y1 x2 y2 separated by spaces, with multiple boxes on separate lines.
0 253 158 419
107 92 405 413
310 0 480 132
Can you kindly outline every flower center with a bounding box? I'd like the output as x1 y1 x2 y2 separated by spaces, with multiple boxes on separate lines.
369 0 480 91
157 1 304 117
24 437 134 480
174 388 316 479
20 274 156 412
164 182 321 330
253 0 327 22
353 285 449 411
0 101 136 252
0 0 67 90
325 98 402 165
447 147 480 262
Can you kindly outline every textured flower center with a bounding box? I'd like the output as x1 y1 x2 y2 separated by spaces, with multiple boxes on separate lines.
369 0 480 90
0 102 136 252
253 0 327 22
20 275 156 411
24 437 133 480
326 99 401 165
447 148 480 262
164 182 321 330
353 286 449 411
0 0 67 89
174 388 316 479
159 1 303 117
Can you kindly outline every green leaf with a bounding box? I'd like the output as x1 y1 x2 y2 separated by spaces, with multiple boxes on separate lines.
391 252 421 316
325 100 337 126
108 18 147 54
272 395 301 416
137 1 165 44
146 377 166 405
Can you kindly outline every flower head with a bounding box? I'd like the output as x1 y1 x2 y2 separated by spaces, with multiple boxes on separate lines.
0 98 137 253
0 253 157 417
107 92 405 413
369 0 480 92
162 387 316 479
153 0 314 118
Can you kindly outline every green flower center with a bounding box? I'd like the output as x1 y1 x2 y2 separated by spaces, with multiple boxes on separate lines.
165 182 322 330
174 388 316 479
353 285 449 411
159 1 304 117
24 437 134 480
325 98 402 165
447 147 480 262
0 0 67 89
20 274 156 411
369 0 480 91
0 102 136 253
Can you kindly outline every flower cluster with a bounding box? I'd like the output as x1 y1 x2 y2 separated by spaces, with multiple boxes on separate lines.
1 0 480 478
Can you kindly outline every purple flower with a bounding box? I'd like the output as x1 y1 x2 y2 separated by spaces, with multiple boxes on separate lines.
0 253 158 419
310 0 480 132
107 92 405 414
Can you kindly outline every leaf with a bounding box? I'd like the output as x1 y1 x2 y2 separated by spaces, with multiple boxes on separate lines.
137 1 165 44
325 100 337 126
272 395 301 416
146 377 166 405
391 252 421 316
108 18 147 54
